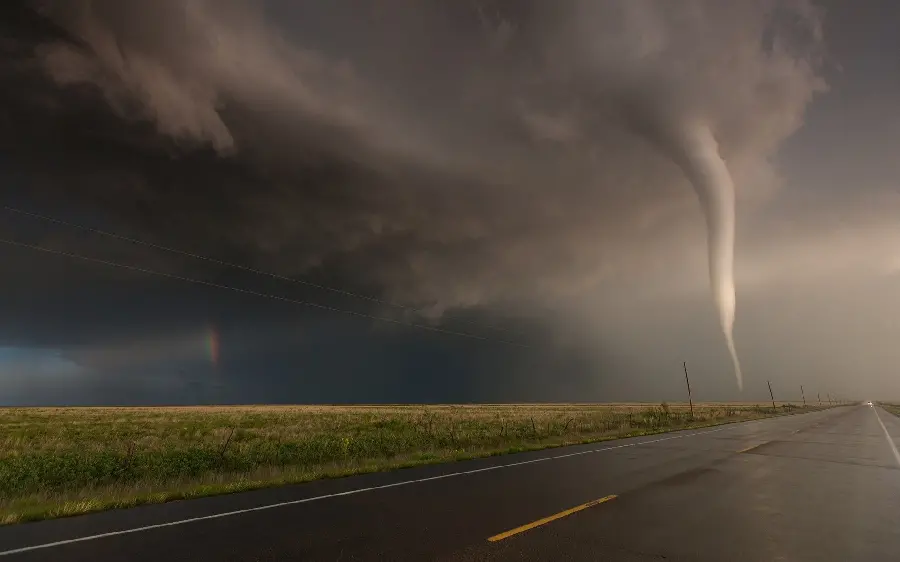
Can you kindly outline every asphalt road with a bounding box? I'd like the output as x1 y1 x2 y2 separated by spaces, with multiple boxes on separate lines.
2 405 899 561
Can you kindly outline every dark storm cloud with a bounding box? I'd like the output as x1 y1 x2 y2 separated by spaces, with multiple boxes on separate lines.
2 0 823 312
19 0 900 404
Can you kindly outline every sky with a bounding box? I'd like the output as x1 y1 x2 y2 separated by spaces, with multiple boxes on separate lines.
0 0 898 405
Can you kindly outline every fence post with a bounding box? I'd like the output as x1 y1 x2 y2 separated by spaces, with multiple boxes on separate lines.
683 362 694 419
767 381 776 412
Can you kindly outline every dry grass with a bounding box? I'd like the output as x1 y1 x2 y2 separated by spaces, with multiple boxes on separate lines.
0 401 818 524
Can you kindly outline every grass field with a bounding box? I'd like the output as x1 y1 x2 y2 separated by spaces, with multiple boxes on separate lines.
0 402 822 524
882 403 900 417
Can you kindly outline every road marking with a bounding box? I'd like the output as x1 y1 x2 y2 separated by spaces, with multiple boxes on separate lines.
487 495 617 542
0 412 831 557
737 442 766 454
873 407 900 468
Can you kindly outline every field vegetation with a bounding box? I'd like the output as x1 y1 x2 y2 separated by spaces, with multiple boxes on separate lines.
881 403 900 417
0 401 820 524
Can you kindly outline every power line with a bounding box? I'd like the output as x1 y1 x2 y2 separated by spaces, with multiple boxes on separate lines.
0 237 529 348
1 205 515 334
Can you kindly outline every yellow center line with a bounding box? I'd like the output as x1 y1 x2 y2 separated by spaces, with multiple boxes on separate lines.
737 442 767 454
487 495 617 542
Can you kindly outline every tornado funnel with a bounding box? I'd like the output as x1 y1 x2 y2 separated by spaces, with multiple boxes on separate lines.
667 121 743 389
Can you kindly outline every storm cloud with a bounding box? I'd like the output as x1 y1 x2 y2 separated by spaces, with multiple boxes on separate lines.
4 0 823 302
2 0 898 404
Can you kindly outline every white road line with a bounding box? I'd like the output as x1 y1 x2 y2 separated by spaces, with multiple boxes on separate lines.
0 412 825 557
873 407 900 468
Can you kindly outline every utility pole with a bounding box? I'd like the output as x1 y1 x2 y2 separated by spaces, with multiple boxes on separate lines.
800 385 806 407
767 380 777 412
828 393 832 406
818 392 821 405
683 362 694 419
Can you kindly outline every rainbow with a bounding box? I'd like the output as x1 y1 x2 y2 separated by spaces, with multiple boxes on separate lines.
206 324 221 368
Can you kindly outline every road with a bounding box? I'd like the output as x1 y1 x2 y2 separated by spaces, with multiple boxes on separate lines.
1 405 899 561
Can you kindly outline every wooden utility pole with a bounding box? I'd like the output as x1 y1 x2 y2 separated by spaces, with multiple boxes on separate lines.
818 392 821 405
801 385 806 407
683 362 694 418
767 380 777 411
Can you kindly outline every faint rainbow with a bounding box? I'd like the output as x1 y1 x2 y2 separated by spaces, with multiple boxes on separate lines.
206 324 221 368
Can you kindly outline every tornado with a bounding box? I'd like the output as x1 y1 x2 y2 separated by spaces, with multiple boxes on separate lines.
621 97 743 388
664 120 743 390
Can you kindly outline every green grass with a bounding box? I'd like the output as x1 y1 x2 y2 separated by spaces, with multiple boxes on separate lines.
0 402 823 524
881 403 900 417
